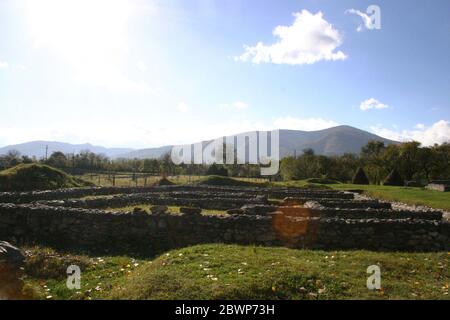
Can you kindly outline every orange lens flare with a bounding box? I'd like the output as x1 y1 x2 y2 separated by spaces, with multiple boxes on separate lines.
272 200 319 247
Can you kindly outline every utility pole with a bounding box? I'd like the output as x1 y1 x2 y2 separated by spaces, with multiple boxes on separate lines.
45 145 48 161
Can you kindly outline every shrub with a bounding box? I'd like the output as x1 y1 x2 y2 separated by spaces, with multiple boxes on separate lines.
384 168 404 186
206 164 228 176
352 167 369 185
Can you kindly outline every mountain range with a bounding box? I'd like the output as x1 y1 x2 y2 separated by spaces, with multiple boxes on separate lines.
0 125 397 159
0 141 133 159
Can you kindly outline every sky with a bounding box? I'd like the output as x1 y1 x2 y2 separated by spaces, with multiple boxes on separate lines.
0 0 449 149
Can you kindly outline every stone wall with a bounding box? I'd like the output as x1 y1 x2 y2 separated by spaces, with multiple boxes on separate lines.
0 185 354 204
237 204 443 221
0 203 448 255
34 192 269 210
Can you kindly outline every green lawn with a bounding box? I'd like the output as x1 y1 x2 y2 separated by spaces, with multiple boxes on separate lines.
277 180 450 211
23 244 449 300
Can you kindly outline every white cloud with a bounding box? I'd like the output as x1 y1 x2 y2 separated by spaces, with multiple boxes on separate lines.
137 61 148 72
360 98 388 111
346 9 373 32
0 61 26 71
371 120 450 146
233 101 248 109
177 102 189 113
415 123 425 130
273 116 339 131
220 101 249 110
25 0 154 93
237 10 347 65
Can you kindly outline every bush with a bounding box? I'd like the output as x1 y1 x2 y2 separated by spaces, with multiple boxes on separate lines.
206 164 228 176
0 164 93 191
352 167 369 185
384 168 404 186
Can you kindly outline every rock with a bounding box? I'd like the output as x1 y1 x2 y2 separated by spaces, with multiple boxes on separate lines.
157 219 167 229
0 241 25 268
0 241 26 300
151 205 168 215
256 233 276 242
132 207 148 215
180 207 202 215
241 205 277 215
227 209 244 215
255 195 268 202
282 197 305 206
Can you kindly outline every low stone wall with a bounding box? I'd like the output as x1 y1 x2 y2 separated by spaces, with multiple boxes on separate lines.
309 200 391 209
0 203 448 254
0 186 172 204
0 185 353 204
282 198 391 209
236 204 443 220
36 193 269 211
270 191 354 200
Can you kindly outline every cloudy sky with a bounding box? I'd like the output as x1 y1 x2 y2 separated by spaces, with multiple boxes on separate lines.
0 0 449 148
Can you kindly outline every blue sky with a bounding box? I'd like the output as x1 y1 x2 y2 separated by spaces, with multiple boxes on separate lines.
0 0 449 148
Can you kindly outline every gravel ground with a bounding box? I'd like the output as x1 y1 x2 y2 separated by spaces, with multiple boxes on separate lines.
353 192 450 223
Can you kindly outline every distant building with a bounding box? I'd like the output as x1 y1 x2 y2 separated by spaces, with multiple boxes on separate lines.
426 180 450 192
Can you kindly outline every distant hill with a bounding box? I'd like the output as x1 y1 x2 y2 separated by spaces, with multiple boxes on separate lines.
0 126 398 160
119 145 173 160
0 141 134 159
117 125 398 159
277 125 398 156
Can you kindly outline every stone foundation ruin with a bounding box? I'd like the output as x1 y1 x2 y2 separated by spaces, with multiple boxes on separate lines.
0 185 448 255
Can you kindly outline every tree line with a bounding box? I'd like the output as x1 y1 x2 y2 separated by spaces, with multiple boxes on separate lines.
280 141 450 184
0 150 263 178
1 140 449 184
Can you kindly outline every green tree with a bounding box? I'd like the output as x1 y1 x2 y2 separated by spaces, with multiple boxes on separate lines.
360 141 386 184
46 151 68 168
398 141 421 181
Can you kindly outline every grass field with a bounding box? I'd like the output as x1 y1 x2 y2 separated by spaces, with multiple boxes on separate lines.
80 174 188 187
335 184 450 211
12 173 449 300
23 244 449 300
80 173 268 188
